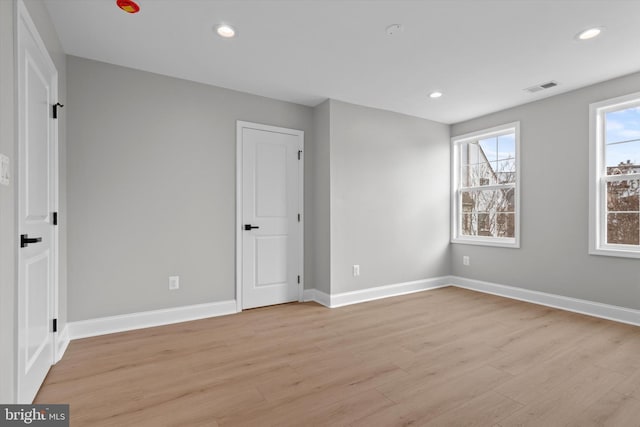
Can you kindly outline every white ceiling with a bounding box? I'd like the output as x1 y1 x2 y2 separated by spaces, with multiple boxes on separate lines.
44 0 640 124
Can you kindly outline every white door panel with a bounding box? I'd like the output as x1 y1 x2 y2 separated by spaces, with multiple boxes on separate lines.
24 251 50 370
17 0 58 404
238 123 303 310
255 236 288 286
256 143 288 217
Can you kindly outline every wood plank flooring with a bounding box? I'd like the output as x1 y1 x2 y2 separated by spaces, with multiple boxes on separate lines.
35 287 640 426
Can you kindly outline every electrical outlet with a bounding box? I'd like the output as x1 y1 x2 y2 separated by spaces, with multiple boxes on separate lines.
353 265 360 277
169 276 180 290
463 256 470 266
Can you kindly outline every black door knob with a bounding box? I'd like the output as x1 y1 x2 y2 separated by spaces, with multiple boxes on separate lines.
244 224 260 231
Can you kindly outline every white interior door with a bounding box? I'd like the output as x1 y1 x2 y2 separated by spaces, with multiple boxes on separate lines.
17 1 58 404
237 122 303 310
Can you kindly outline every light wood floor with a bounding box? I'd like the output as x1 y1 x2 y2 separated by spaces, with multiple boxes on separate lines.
36 287 640 426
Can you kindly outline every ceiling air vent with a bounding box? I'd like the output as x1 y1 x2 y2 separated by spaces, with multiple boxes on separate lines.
524 81 559 93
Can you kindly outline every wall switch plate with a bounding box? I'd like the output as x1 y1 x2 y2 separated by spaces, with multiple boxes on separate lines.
463 256 470 266
353 265 360 277
169 276 180 290
0 154 10 186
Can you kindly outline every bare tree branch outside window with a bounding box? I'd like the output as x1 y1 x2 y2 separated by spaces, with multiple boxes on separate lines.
460 134 516 238
604 105 640 246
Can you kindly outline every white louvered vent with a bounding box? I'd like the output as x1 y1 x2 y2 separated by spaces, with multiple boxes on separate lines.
524 81 559 93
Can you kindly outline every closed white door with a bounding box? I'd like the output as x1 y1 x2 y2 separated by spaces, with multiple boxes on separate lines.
17 1 59 404
237 122 303 310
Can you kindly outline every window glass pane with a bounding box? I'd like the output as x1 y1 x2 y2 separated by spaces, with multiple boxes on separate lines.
478 137 498 163
479 189 512 213
460 189 514 238
495 159 516 184
607 180 639 212
460 212 496 237
461 191 474 214
461 164 470 187
481 163 495 186
497 188 515 212
497 134 515 160
466 164 496 187
461 142 480 165
605 106 640 145
496 213 515 238
477 212 493 236
605 140 640 175
460 213 475 236
607 213 639 245
475 190 494 212
462 189 512 213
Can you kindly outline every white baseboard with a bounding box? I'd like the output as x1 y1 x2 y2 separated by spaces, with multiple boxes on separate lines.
450 276 640 327
55 325 70 362
68 300 237 340
303 275 640 326
304 277 451 308
303 288 331 307
62 277 640 345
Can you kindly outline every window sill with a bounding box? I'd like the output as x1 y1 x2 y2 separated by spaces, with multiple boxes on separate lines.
451 236 519 248
589 246 640 259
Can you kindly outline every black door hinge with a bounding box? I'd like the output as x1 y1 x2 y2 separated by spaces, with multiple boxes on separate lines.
298 150 302 160
52 102 64 119
52 318 58 333
52 212 58 226
297 213 301 222
297 275 300 284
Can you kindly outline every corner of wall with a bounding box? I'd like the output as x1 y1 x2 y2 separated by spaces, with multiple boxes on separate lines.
0 0 16 405
310 99 332 295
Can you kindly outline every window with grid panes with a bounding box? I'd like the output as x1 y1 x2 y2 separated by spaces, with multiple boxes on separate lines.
590 93 640 258
452 122 520 247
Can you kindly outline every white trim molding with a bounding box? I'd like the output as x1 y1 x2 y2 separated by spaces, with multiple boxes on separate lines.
303 288 331 307
451 276 640 327
304 276 640 326
305 277 451 308
60 278 640 352
68 300 237 340
55 325 70 363
451 121 521 248
589 91 640 259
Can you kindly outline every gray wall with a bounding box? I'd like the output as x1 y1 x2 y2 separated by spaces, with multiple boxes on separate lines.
0 0 67 404
67 56 313 321
329 100 451 294
451 71 640 310
0 0 16 405
310 100 331 294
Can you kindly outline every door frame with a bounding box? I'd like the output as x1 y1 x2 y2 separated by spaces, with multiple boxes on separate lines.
235 121 304 312
16 0 60 402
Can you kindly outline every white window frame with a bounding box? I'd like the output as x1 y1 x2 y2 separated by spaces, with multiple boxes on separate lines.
589 91 640 258
451 122 521 248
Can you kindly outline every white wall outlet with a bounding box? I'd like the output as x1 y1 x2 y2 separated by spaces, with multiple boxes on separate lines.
0 154 10 186
353 265 360 277
463 256 470 266
169 276 180 290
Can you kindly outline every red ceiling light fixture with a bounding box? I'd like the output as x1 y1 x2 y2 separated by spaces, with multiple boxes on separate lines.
116 0 140 14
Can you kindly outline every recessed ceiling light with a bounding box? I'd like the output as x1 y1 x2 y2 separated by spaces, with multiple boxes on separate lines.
116 0 140 14
216 24 236 38
577 27 602 40
429 91 443 99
